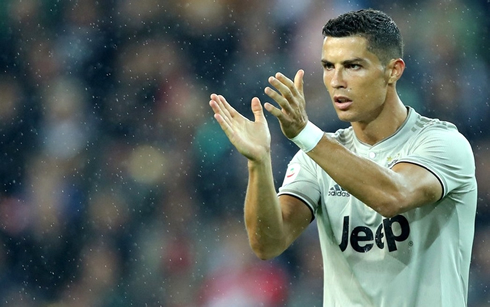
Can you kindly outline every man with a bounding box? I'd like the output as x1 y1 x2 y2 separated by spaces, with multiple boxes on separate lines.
208 9 477 306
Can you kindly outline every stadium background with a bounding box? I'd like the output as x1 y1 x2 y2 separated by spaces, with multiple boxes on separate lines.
0 0 488 306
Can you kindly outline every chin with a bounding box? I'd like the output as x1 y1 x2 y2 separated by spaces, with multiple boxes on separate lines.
334 109 356 123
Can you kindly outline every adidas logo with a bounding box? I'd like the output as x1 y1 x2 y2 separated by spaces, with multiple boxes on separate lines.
328 184 351 197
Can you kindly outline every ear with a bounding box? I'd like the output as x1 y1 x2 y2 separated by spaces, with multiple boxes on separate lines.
387 58 405 85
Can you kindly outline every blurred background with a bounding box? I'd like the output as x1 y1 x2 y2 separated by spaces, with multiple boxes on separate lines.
0 0 488 306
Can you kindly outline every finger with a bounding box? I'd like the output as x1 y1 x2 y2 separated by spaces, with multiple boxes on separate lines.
209 96 229 125
269 74 296 102
214 95 246 129
210 94 237 132
213 94 236 119
209 94 228 120
274 72 299 98
264 102 286 120
264 85 295 114
250 97 266 123
209 94 222 115
210 104 232 133
210 105 240 143
294 69 304 97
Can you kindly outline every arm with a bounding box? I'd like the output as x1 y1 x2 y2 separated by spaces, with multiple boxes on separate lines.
209 94 312 259
245 157 312 259
263 70 442 217
307 138 442 217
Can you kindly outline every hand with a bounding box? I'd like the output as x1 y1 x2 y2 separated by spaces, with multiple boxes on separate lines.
209 94 271 162
263 69 308 139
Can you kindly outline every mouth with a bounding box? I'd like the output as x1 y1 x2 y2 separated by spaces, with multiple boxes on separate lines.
333 95 353 111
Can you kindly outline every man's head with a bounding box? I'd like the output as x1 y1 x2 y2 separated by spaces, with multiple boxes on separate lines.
322 9 403 65
320 9 406 125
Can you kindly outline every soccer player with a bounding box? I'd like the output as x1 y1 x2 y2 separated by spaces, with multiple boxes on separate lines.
208 9 477 306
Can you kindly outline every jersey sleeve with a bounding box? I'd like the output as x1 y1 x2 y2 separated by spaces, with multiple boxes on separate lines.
278 150 321 215
392 123 475 199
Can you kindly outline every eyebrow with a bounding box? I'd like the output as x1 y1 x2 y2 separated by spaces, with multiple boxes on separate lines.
321 57 366 66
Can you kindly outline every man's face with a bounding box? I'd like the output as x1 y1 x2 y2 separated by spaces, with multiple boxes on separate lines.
321 36 392 124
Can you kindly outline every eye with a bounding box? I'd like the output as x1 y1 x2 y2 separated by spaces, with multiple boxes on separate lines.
346 63 362 70
322 62 334 70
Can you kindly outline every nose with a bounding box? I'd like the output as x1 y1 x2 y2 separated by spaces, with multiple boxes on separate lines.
330 68 346 89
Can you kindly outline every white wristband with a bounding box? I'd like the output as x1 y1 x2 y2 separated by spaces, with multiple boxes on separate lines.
290 121 324 152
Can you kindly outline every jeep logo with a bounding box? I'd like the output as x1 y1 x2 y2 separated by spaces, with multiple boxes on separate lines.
339 215 410 253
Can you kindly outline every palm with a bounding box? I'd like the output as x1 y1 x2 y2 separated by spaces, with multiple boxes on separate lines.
209 95 271 162
227 113 270 161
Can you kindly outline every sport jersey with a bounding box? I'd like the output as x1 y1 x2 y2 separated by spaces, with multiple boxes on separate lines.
278 107 477 307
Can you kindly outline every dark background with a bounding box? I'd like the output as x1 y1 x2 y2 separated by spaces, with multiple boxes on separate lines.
0 0 488 306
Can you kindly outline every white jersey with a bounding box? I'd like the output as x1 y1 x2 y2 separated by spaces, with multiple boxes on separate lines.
278 107 477 307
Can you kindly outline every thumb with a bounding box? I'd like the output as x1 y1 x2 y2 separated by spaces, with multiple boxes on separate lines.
251 97 266 123
294 69 305 96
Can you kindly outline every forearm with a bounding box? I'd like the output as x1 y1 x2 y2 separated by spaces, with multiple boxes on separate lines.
244 157 287 259
307 134 407 217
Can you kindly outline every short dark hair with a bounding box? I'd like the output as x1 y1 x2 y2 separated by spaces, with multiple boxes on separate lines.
322 9 403 64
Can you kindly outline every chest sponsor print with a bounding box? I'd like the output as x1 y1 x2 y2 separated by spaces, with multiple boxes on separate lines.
339 215 410 253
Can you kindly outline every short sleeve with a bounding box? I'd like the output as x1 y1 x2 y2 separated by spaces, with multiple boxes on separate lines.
278 151 322 215
392 125 475 198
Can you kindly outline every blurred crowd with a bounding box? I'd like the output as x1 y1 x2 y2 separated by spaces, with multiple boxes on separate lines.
0 0 488 306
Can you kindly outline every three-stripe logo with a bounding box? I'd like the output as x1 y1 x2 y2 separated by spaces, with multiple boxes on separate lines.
328 184 350 197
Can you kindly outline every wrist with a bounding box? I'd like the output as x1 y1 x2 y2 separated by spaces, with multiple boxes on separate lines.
289 121 324 152
248 154 270 167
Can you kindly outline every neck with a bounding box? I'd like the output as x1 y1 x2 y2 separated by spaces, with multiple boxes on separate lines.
351 96 408 145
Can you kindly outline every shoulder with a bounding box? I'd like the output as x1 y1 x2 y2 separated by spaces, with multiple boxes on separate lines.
401 110 476 176
411 110 459 135
410 110 471 151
